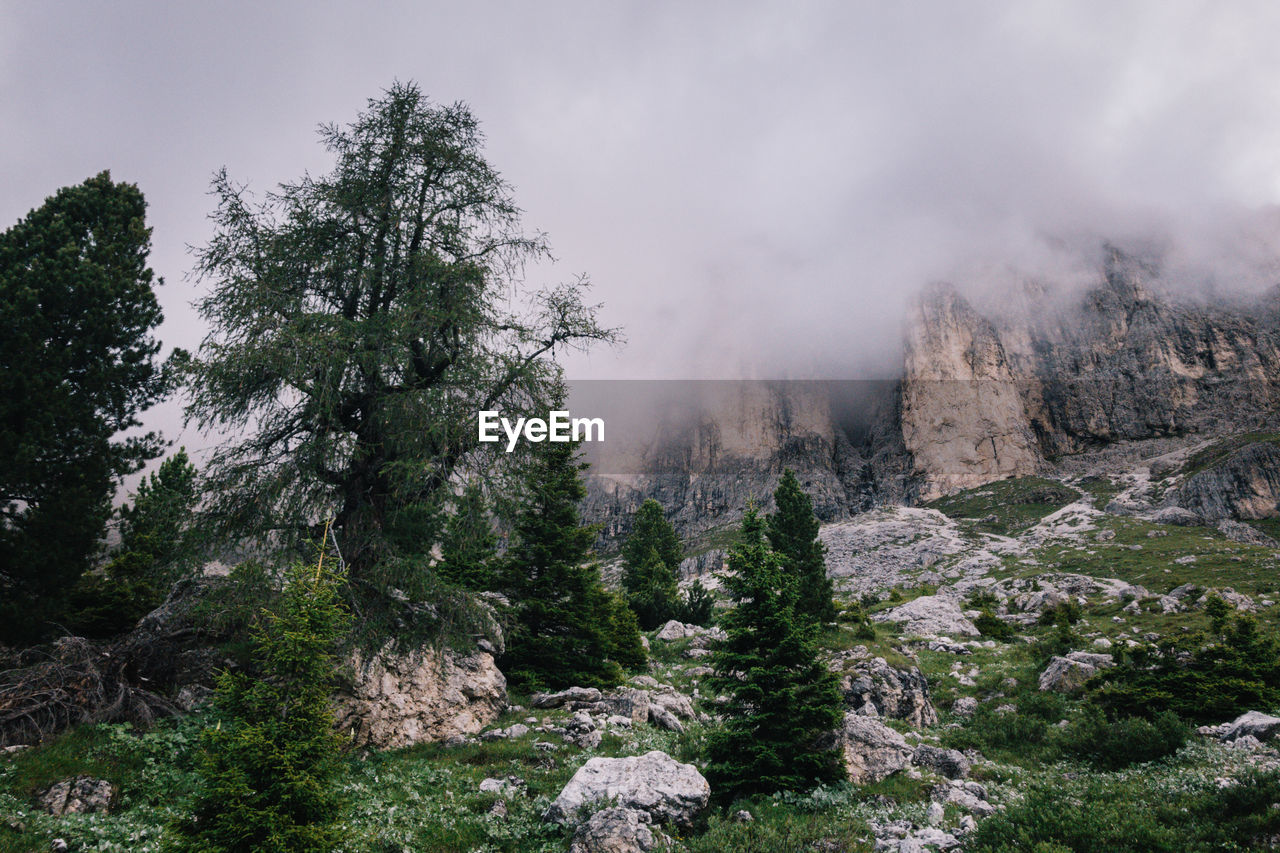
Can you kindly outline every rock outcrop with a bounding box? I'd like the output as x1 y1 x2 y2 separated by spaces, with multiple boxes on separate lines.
39 777 115 816
1038 651 1115 693
545 751 710 829
839 714 914 784
841 657 938 728
874 595 979 637
569 807 663 853
333 643 507 749
1171 442 1280 520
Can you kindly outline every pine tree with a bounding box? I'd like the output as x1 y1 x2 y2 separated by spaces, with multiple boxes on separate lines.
705 508 844 801
499 440 644 690
0 173 178 643
621 499 683 629
67 449 201 637
436 482 497 590
767 469 837 625
175 545 349 852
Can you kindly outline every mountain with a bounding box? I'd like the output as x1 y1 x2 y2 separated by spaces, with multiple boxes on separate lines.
583 244 1280 541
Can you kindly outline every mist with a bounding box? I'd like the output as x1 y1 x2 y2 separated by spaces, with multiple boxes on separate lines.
5 0 1280 451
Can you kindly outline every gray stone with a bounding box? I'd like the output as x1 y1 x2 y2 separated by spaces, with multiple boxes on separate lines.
569 807 658 853
912 745 970 779
841 657 938 728
1038 651 1114 692
333 642 507 749
531 686 603 708
874 595 980 637
840 714 913 784
545 751 710 829
39 777 115 816
1219 711 1280 743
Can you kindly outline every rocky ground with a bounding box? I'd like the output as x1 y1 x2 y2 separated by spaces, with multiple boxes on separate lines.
5 433 1280 851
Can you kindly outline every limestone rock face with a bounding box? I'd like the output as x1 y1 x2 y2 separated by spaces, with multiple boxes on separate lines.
1038 651 1115 693
545 750 710 829
841 657 938 728
840 714 913 784
333 644 507 749
39 777 115 816
1172 442 1280 520
901 283 1043 501
874 595 979 637
912 745 970 779
568 807 660 853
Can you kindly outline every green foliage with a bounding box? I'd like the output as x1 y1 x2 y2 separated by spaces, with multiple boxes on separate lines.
926 476 1079 535
436 482 498 591
767 470 837 624
1037 599 1082 627
969 771 1280 852
974 610 1016 642
173 552 350 852
498 440 643 690
678 579 717 626
1090 611 1280 723
1053 707 1189 770
705 509 844 801
181 82 616 598
0 172 178 644
621 499 683 629
66 449 201 637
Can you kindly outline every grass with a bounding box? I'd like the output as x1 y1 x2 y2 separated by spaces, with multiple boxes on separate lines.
1179 431 1280 479
926 477 1080 536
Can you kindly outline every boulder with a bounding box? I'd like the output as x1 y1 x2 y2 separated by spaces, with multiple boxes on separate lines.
1038 651 1114 693
532 686 603 708
842 657 938 728
39 777 115 816
333 643 506 749
569 807 660 853
911 745 970 779
951 696 978 718
1219 711 1280 743
545 751 710 829
874 596 979 637
604 688 651 725
840 714 913 784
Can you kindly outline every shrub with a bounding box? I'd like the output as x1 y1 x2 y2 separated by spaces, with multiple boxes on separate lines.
1053 708 1189 770
974 610 1016 642
677 579 716 626
173 549 349 852
1090 613 1280 724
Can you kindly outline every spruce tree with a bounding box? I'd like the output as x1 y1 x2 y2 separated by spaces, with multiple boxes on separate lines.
705 508 844 801
176 544 349 852
767 469 837 625
436 482 497 590
621 499 683 629
499 440 644 690
0 173 178 643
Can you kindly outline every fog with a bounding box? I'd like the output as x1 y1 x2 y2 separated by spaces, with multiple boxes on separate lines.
5 1 1280 453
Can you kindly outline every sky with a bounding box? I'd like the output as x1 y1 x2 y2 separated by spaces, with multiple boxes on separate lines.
5 1 1280 453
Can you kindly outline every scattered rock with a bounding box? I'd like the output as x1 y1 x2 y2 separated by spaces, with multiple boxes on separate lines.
841 657 938 728
39 777 115 816
951 696 978 718
912 745 970 779
532 686 603 709
1219 711 1280 743
1038 651 1114 692
568 807 659 853
333 642 507 749
874 595 980 637
545 751 710 829
839 714 913 784
732 809 753 823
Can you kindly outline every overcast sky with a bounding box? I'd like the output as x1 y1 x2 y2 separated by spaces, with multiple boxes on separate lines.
6 1 1280 450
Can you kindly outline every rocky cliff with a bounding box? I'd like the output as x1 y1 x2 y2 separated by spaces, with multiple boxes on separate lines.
583 244 1280 538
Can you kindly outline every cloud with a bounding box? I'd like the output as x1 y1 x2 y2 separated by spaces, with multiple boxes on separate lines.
4 0 1280 403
